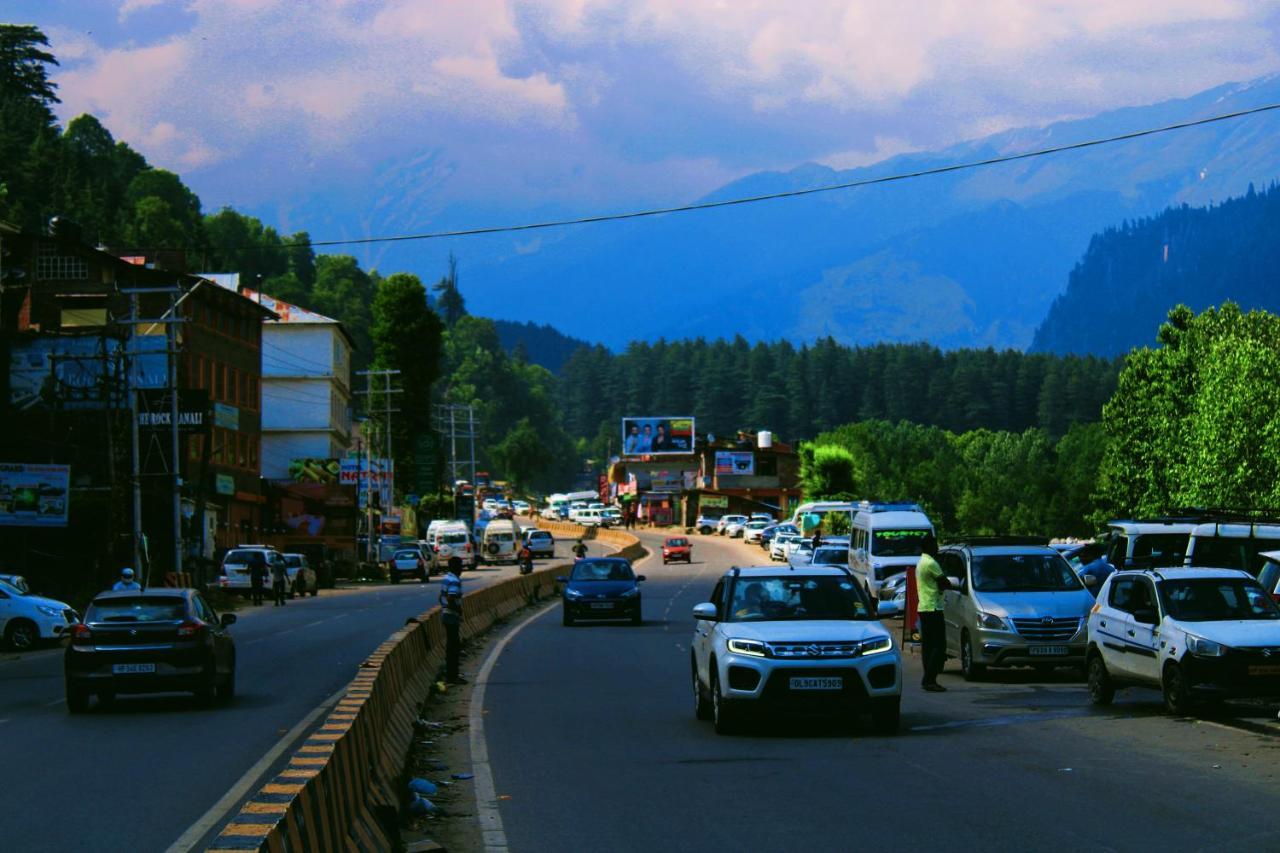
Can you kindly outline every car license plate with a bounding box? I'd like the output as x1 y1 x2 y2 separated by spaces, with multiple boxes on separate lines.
112 663 156 674
590 602 614 609
1029 646 1069 656
1248 664 1280 676
790 677 842 691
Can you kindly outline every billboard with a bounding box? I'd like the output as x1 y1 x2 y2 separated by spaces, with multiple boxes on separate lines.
0 463 70 527
288 458 341 484
714 451 755 476
621 417 695 456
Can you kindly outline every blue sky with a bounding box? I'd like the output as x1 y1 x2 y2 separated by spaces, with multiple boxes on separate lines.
12 1 1280 239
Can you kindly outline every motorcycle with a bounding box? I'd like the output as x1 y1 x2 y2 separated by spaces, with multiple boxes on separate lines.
518 548 534 575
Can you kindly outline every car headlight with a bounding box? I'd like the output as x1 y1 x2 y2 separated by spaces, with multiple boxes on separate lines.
979 611 1011 631
1187 634 1226 657
564 588 583 599
37 605 62 617
859 636 893 656
619 587 640 598
727 638 768 657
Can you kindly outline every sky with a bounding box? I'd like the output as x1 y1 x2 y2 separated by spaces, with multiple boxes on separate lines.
12 0 1280 240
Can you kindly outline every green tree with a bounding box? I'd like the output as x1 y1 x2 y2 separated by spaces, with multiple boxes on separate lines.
800 444 857 500
0 24 59 105
490 418 554 493
433 254 467 327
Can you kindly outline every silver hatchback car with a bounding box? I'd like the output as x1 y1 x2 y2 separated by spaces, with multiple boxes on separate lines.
939 540 1095 680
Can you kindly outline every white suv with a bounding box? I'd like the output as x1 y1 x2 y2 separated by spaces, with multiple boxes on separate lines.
690 566 901 734
1086 567 1280 715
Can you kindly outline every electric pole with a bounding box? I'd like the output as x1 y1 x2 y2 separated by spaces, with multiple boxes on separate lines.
357 369 402 564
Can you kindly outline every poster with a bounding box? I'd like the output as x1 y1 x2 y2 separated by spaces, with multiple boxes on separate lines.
714 451 755 476
288 458 341 483
0 463 70 527
621 416 695 456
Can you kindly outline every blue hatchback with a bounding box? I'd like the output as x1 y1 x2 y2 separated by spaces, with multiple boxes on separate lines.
557 558 646 626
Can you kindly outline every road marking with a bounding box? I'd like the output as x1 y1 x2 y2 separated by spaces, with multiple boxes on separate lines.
164 683 348 853
45 698 64 707
0 718 9 725
471 599 561 853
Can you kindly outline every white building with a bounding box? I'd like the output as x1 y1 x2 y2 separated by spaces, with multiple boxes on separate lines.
241 288 354 479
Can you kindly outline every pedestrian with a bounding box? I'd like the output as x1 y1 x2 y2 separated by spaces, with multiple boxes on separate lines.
249 553 267 606
441 556 465 684
112 567 142 591
573 539 588 559
916 533 952 692
270 556 288 607
811 528 823 550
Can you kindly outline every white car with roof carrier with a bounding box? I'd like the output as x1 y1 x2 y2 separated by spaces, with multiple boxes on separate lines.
849 501 936 601
1183 519 1280 576
690 565 901 734
1086 567 1280 715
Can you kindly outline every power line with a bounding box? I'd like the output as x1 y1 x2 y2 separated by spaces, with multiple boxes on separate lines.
251 100 1280 251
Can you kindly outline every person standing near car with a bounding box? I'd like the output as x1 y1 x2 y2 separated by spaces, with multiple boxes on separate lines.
916 534 951 692
112 567 142 591
441 557 465 683
573 539 588 559
249 554 267 606
270 556 288 607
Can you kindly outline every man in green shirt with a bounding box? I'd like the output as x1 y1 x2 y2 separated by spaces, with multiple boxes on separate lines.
916 534 950 692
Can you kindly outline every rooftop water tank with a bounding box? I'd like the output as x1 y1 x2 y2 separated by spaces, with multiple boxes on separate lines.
757 430 773 449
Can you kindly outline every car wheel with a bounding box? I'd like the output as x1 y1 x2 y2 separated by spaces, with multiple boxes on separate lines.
562 607 574 627
66 682 89 714
1087 654 1115 706
711 668 739 735
216 663 236 704
4 618 39 651
311 584 319 597
631 610 642 626
391 573 401 585
870 698 900 734
961 631 986 681
1163 661 1194 716
692 660 713 721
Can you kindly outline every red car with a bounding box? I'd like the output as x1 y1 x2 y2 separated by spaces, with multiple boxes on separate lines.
662 537 692 564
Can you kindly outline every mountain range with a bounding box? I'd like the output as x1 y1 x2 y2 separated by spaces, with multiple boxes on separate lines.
252 74 1280 353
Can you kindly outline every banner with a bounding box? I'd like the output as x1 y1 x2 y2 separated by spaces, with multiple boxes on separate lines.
714 451 755 476
288 458 341 483
0 463 70 527
137 389 211 434
621 416 695 456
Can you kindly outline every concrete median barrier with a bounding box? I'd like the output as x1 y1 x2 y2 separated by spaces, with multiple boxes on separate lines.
534 518 648 563
206 565 565 852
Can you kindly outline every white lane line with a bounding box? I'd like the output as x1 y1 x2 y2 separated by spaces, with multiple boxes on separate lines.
243 613 351 645
0 718 9 725
471 599 561 853
45 698 64 707
164 682 348 853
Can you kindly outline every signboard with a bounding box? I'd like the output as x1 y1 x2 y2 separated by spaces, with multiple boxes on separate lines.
621 416 695 456
413 432 442 496
715 451 755 476
215 474 236 496
213 403 240 431
136 390 211 434
287 458 341 483
0 463 70 527
700 495 729 509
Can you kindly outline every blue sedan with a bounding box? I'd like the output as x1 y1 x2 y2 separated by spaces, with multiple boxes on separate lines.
557 558 646 626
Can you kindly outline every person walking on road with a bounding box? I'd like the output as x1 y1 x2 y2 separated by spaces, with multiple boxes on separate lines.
270 556 288 607
441 557 465 684
112 567 142 591
249 553 267 606
573 539 588 559
916 533 951 692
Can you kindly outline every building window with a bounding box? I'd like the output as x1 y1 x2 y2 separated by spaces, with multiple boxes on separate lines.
249 435 258 470
249 375 258 410
238 433 248 468
36 253 89 281
215 362 225 400
60 307 106 328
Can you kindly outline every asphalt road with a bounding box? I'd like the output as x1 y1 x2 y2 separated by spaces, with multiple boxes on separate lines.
0 535 599 853
484 530 1280 852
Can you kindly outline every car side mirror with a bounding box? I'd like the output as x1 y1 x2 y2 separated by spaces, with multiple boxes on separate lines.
1083 574 1099 587
692 602 718 621
555 576 568 584
221 613 237 627
946 576 963 594
636 575 646 582
1133 608 1158 626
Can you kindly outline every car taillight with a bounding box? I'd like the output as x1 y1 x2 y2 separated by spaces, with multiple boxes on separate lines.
218 576 229 587
72 623 92 641
177 621 204 639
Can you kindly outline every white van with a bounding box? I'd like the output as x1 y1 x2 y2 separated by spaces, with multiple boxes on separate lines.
849 501 935 599
1183 520 1280 575
481 519 522 564
576 509 606 527
432 522 475 570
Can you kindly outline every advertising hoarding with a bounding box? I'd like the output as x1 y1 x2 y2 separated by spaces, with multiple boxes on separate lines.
287 458 341 483
621 416 695 456
714 451 755 476
0 463 70 527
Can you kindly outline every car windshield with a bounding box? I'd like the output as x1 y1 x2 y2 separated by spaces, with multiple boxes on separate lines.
972 553 1082 592
224 549 263 565
441 533 468 544
871 529 931 557
666 538 688 547
1194 537 1280 574
1159 578 1280 622
570 560 635 581
0 578 29 596
728 576 870 622
89 597 186 622
527 532 551 541
394 550 418 559
811 547 847 565
1131 533 1190 567
490 533 514 542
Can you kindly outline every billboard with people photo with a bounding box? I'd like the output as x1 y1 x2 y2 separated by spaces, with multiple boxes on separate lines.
621 417 695 456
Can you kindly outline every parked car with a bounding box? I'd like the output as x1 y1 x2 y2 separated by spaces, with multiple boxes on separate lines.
939 539 1095 679
876 572 909 617
749 512 774 523
390 547 430 583
1086 567 1280 715
771 533 800 561
809 546 849 568
1258 551 1280 601
1100 517 1200 572
523 528 556 559
601 507 623 526
282 553 319 597
64 588 237 712
691 565 900 734
717 515 748 536
663 537 693 564
850 501 935 602
218 546 286 596
724 518 751 538
0 573 31 594
512 500 531 514
0 576 77 651
696 514 722 535
742 520 771 543
1183 520 1280 575
786 539 814 563
558 558 645 626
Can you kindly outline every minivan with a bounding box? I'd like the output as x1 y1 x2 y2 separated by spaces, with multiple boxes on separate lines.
849 501 935 600
1183 521 1280 575
481 519 522 564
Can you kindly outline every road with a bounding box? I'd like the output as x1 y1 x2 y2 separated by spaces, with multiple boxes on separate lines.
0 534 601 853
484 530 1280 852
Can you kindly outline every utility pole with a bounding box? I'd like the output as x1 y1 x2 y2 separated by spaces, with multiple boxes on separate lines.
357 369 402 565
127 292 143 582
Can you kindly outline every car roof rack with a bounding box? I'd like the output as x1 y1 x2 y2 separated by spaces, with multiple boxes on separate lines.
857 500 923 513
949 535 1049 547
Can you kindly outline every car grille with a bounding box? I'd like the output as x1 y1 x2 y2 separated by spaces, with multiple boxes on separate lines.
1011 617 1080 643
769 641 863 659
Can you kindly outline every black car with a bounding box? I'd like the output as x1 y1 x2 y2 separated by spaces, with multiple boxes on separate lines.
523 528 556 559
558 558 646 626
64 588 237 712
